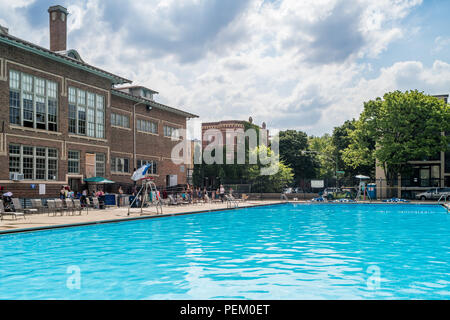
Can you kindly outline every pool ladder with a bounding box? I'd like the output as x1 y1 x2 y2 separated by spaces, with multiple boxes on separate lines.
438 194 450 213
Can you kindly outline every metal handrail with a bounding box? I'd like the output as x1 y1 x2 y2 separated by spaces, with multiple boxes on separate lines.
225 195 239 209
438 194 449 204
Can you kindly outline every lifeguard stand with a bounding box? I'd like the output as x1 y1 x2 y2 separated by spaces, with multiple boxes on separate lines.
128 177 163 216
355 175 371 201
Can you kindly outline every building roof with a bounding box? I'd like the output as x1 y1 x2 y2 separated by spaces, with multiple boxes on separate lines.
111 89 198 119
116 85 159 94
0 32 131 85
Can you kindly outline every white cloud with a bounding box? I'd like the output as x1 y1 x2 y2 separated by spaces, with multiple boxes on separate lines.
1 0 440 138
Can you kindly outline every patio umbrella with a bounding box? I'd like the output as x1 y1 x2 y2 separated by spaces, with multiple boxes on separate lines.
355 175 370 180
83 177 115 184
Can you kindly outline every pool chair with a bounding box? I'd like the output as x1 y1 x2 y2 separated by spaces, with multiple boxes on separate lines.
72 199 84 216
65 199 75 216
92 197 104 209
167 195 179 206
241 194 249 202
0 199 25 220
204 194 212 204
54 199 68 215
30 199 48 215
177 194 190 205
11 198 37 216
47 199 65 216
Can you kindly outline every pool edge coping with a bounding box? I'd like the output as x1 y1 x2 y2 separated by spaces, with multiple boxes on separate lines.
0 202 287 236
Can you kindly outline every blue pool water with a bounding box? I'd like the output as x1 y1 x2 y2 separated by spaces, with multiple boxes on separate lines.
0 203 449 300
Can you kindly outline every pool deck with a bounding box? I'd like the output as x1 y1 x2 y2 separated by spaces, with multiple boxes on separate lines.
0 200 285 234
0 200 447 235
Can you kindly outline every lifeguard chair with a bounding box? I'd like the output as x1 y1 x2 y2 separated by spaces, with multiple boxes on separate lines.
128 165 163 216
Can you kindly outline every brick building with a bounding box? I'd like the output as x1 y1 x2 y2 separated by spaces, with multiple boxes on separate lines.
0 5 197 198
201 117 269 150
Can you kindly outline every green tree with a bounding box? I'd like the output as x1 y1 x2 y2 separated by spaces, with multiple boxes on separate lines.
308 134 336 178
279 130 318 184
333 120 375 179
345 90 450 193
248 145 294 193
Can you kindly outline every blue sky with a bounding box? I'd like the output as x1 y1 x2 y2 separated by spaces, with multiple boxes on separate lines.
0 0 449 137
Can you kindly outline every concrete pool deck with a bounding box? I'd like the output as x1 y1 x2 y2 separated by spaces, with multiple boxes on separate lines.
0 200 286 234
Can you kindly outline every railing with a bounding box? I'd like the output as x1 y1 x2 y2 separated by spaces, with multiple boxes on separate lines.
438 194 449 204
225 195 239 209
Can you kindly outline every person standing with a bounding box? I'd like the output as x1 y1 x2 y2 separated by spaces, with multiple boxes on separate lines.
118 186 124 207
219 184 225 202
81 188 87 206
59 186 66 200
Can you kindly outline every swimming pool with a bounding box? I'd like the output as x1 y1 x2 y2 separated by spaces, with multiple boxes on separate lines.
0 203 449 300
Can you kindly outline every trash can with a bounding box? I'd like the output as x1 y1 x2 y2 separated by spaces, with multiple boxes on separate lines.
367 183 377 200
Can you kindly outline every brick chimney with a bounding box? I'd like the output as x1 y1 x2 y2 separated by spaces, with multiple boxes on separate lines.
48 5 68 52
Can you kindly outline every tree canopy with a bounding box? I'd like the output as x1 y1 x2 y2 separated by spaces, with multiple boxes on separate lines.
279 130 318 183
344 90 450 186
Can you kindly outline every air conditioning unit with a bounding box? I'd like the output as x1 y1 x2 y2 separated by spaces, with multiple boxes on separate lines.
9 172 24 181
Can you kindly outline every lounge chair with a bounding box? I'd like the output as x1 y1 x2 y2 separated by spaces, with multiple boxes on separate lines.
241 194 249 202
204 194 212 204
229 194 244 202
30 199 48 215
177 195 190 205
85 198 94 212
168 195 180 206
46 199 57 216
54 199 68 215
0 199 25 220
92 197 103 209
12 198 37 216
72 199 84 216
65 199 75 216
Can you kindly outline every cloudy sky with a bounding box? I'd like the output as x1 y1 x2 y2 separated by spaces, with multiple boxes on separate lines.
1 0 450 137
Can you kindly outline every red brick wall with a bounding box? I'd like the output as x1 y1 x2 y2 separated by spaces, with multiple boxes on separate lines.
110 94 188 189
0 42 189 198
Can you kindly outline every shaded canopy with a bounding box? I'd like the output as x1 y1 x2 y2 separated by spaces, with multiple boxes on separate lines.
84 177 115 184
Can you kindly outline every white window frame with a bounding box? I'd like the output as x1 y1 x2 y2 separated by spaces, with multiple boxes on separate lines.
111 157 130 173
136 159 158 175
9 70 59 132
68 150 80 174
68 86 105 138
8 144 58 181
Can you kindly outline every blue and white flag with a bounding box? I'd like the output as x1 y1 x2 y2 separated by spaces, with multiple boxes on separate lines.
131 164 151 181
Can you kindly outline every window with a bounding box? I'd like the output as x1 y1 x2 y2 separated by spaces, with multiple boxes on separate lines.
111 157 130 173
164 125 179 138
9 144 58 180
95 153 105 177
68 86 105 138
96 95 105 139
137 159 158 175
111 113 130 128
87 93 95 137
9 70 58 131
68 151 80 174
137 119 158 134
